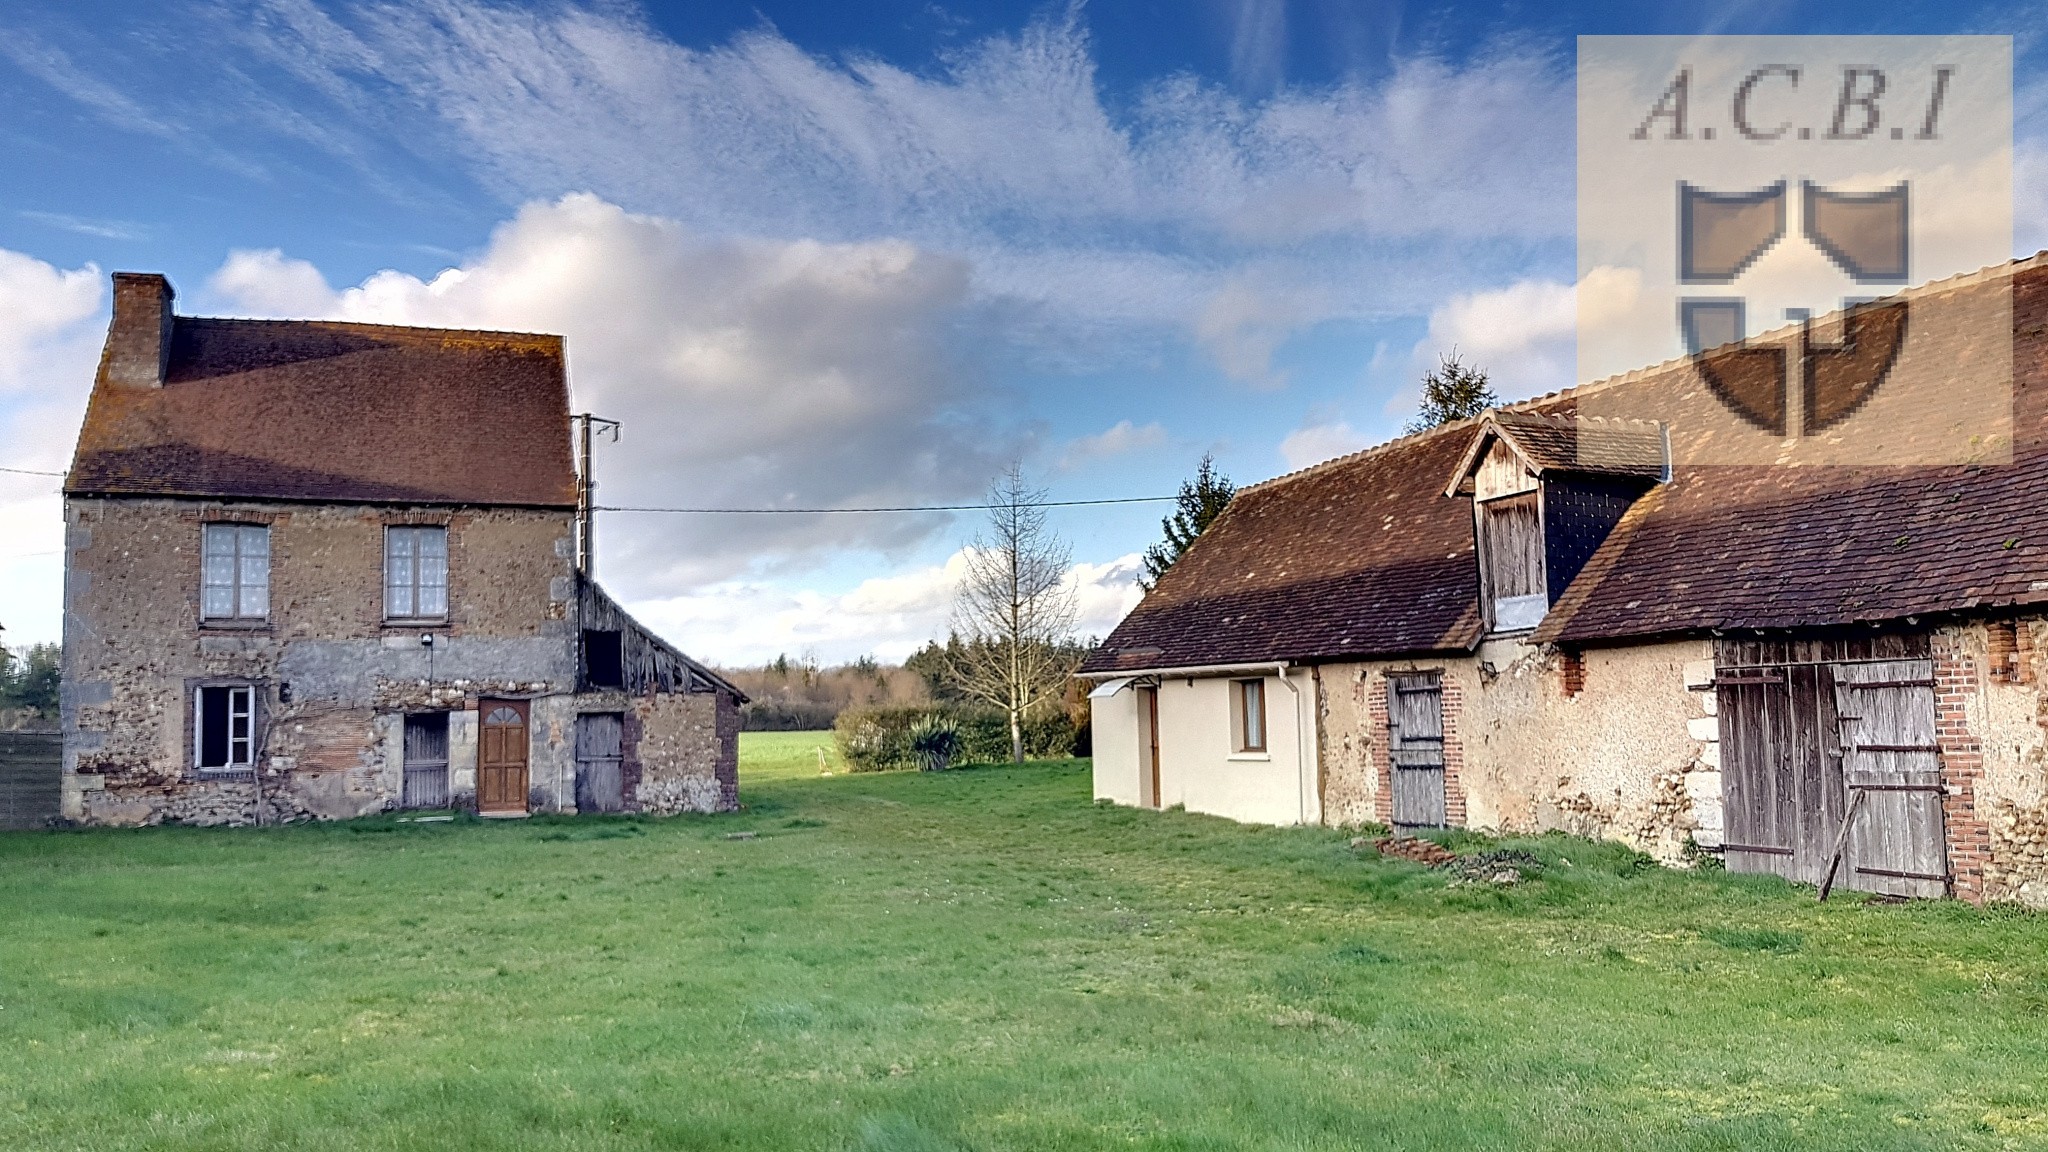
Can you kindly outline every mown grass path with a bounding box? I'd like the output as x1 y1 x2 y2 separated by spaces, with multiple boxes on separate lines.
1 734 2046 1150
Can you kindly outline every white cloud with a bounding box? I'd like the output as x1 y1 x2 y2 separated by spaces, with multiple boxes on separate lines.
0 250 106 645
1412 267 1642 401
207 194 1010 598
1058 419 1167 469
634 548 1144 665
209 248 342 319
196 2 1571 382
1279 420 1371 470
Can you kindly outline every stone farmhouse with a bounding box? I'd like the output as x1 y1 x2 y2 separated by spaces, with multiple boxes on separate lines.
1083 256 2048 906
60 273 744 826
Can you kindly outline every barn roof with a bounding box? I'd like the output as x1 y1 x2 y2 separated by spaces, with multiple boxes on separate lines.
1078 421 1485 674
67 275 578 507
1537 261 2048 644
1084 254 2048 673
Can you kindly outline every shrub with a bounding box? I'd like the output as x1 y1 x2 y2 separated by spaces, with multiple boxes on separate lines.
740 700 840 731
834 705 1081 772
908 715 963 772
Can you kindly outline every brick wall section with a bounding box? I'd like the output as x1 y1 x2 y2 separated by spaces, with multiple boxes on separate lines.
1369 675 1391 826
1441 673 1468 827
1933 631 1992 902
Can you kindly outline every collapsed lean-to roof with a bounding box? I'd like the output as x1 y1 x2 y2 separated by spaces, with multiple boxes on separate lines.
68 291 578 507
1083 256 2048 674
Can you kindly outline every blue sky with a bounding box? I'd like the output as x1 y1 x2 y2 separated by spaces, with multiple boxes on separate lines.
0 0 2042 662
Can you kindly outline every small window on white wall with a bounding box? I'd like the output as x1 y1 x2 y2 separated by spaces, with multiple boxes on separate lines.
1231 679 1267 753
194 685 256 771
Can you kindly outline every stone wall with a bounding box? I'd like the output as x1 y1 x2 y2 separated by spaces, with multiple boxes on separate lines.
1316 636 1714 861
1939 617 2048 906
61 495 579 825
630 690 739 814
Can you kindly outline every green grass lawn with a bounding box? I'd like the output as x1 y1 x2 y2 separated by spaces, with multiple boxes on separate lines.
2 735 2046 1150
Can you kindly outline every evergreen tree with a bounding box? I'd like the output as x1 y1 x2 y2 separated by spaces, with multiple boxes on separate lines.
1141 454 1236 591
1406 351 1498 433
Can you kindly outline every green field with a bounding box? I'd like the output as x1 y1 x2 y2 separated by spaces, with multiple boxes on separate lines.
1 734 2046 1150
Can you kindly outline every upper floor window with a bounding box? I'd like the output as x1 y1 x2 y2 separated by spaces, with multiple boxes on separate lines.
385 526 448 620
1232 678 1267 754
1479 493 1545 632
202 523 269 621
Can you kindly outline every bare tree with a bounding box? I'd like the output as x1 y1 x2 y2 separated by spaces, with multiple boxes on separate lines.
947 464 1079 762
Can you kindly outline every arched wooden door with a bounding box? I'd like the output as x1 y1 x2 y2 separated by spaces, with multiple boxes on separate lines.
477 700 530 816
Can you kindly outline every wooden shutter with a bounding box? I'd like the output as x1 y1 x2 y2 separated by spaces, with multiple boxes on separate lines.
1481 494 1545 630
1387 673 1446 829
1831 660 1948 898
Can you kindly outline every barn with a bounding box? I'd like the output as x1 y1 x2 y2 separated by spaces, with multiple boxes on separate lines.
1083 255 2048 905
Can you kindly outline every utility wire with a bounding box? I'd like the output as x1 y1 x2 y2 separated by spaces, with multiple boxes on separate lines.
594 495 1176 514
0 466 63 477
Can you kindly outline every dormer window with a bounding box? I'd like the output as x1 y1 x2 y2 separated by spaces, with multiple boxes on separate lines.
1444 411 1669 636
1479 492 1546 631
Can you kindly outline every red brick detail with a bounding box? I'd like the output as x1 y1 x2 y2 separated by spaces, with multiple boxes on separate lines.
1933 632 1991 903
1370 670 1466 828
1559 649 1586 697
1441 674 1468 827
1987 620 2019 684
1369 675 1391 826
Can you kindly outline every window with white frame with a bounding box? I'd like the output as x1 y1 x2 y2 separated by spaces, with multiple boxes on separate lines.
385 526 449 620
201 523 269 621
1231 678 1267 754
194 685 256 771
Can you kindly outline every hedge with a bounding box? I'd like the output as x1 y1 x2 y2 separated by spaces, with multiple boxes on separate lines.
833 705 1082 771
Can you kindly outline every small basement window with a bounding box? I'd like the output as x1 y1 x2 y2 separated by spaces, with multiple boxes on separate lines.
1231 678 1267 754
194 685 256 771
583 629 624 689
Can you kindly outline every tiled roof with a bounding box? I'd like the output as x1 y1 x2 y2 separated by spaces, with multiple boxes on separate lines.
68 316 578 507
1084 255 2048 673
1486 411 1667 478
1078 423 1484 673
1538 261 2048 643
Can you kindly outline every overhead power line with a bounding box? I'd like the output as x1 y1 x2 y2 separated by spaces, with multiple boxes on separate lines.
594 495 1176 515
0 466 63 477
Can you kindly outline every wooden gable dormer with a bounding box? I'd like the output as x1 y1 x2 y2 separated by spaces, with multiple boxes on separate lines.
1445 411 1667 634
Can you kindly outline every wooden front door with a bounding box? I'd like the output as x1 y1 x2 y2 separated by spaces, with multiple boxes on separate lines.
1387 672 1447 829
477 700 530 815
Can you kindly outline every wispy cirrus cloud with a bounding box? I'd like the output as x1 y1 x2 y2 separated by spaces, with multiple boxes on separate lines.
171 2 1576 385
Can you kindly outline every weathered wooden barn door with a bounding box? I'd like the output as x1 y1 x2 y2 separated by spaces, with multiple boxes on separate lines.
1387 672 1446 829
477 700 530 816
1716 635 1943 896
401 713 450 809
574 712 627 814
1832 660 1948 898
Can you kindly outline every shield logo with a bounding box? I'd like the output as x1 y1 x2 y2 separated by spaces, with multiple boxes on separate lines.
1678 180 1911 435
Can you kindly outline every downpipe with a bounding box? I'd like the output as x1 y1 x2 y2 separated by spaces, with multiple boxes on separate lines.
1272 663 1312 826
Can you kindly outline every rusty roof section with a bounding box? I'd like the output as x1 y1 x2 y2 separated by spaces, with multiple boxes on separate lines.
1078 421 1485 674
68 309 578 507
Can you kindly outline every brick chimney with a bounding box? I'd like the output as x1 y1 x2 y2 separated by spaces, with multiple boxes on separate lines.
104 272 175 388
